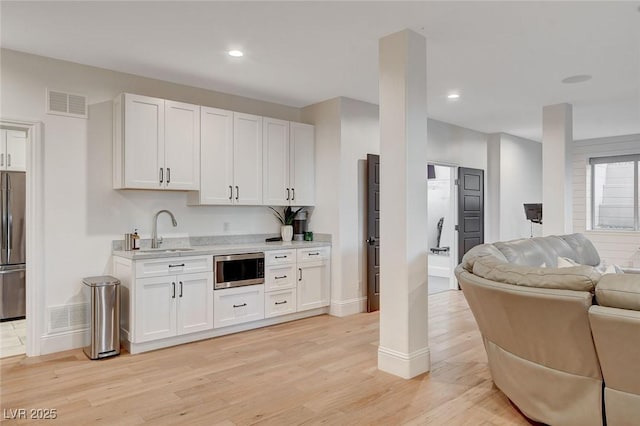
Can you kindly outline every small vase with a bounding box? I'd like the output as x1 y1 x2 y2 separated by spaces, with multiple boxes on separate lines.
281 225 293 242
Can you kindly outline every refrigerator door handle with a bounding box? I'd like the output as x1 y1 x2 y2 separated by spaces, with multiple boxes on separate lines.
1 174 5 254
6 174 11 261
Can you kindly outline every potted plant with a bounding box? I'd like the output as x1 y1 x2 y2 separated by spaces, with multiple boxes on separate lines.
268 206 303 242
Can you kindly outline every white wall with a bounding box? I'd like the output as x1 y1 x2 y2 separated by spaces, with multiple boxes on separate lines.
427 119 487 170
573 133 640 266
0 49 303 352
499 134 543 240
301 97 379 315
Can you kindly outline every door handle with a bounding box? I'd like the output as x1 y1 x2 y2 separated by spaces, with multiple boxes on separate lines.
179 281 183 298
286 188 290 201
298 268 302 281
229 185 233 200
7 154 10 167
159 168 164 184
235 186 239 201
167 168 171 184
292 188 295 201
366 237 378 246
6 174 11 261
172 282 176 299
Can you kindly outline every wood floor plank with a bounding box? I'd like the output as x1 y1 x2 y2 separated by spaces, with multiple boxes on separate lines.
0 290 527 425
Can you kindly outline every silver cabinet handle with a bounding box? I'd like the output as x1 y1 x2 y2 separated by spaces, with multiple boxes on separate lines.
229 185 233 200
274 275 287 280
172 282 176 299
7 154 10 167
167 168 171 185
159 168 164 184
286 188 290 200
0 153 4 167
235 186 239 201
298 268 302 281
179 281 183 298
292 188 295 201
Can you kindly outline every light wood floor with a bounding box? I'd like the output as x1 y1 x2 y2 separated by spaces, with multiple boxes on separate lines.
0 291 528 425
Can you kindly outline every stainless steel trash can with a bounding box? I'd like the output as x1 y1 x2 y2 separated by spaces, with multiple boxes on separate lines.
83 275 120 360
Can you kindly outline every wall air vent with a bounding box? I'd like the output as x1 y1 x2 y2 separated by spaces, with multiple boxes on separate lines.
46 89 88 118
48 302 89 333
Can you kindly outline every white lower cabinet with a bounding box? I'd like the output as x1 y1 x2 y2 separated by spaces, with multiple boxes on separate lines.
135 272 213 343
297 260 331 311
265 288 297 318
214 285 265 328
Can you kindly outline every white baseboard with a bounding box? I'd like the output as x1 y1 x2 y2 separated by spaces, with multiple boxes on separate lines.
330 297 367 317
40 328 87 355
378 345 431 379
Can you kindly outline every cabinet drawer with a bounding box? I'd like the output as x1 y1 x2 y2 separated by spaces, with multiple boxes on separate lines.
214 285 265 328
265 250 295 266
265 264 297 291
135 256 212 278
297 247 330 263
265 288 297 318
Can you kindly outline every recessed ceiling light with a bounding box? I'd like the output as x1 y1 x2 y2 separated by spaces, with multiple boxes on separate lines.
447 93 460 99
561 74 592 84
228 50 244 57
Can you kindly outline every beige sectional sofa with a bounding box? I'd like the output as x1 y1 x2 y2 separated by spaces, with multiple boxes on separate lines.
454 233 640 426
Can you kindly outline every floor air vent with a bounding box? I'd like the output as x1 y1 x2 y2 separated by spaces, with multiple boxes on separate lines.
46 89 88 118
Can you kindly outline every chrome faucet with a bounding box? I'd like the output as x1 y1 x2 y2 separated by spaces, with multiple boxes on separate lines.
152 210 178 248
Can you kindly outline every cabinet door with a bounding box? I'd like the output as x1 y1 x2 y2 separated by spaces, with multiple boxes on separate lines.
134 276 177 342
123 94 165 189
265 264 297 292
297 261 330 311
290 122 315 206
200 107 234 204
164 101 200 190
214 285 264 328
176 272 213 335
233 113 263 205
4 130 27 171
262 118 289 206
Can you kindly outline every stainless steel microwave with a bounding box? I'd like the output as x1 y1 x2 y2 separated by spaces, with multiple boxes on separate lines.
213 252 264 290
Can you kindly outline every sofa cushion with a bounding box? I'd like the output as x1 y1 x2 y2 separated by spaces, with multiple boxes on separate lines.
472 256 599 292
460 243 508 272
559 234 601 266
494 236 576 268
595 274 640 311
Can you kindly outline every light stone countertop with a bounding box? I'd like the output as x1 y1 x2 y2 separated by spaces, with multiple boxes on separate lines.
112 239 331 260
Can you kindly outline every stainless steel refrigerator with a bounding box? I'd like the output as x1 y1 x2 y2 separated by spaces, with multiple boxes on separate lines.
0 171 26 321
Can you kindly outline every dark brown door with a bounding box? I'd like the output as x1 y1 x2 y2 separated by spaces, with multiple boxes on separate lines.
366 154 380 312
458 167 484 264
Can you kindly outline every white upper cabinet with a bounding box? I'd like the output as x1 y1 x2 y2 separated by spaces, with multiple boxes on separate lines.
190 109 262 205
262 118 290 205
193 107 234 204
233 113 263 205
289 122 315 206
262 120 315 206
113 93 199 190
164 100 200 190
1 129 27 172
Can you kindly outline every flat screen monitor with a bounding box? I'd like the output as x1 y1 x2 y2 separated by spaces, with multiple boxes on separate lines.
523 203 542 224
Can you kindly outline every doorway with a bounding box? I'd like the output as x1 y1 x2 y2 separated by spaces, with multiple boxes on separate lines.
427 164 458 293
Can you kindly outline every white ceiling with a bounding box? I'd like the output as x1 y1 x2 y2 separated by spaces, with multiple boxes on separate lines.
1 1 639 141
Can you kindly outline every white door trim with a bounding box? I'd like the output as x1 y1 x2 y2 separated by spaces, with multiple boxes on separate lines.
1 117 44 357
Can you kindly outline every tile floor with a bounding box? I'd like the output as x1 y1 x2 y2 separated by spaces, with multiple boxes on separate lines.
0 319 26 358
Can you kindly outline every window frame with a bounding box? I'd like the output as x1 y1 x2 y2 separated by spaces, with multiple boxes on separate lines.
589 154 640 232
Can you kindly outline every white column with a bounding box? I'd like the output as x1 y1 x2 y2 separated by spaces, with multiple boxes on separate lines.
486 133 501 242
542 103 573 235
378 29 430 379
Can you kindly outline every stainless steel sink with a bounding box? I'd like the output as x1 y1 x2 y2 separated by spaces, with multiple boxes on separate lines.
139 248 195 253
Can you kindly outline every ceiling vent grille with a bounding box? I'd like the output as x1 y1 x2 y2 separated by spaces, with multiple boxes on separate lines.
46 89 88 118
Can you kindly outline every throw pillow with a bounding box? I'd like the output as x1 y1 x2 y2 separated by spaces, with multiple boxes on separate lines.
557 256 579 268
